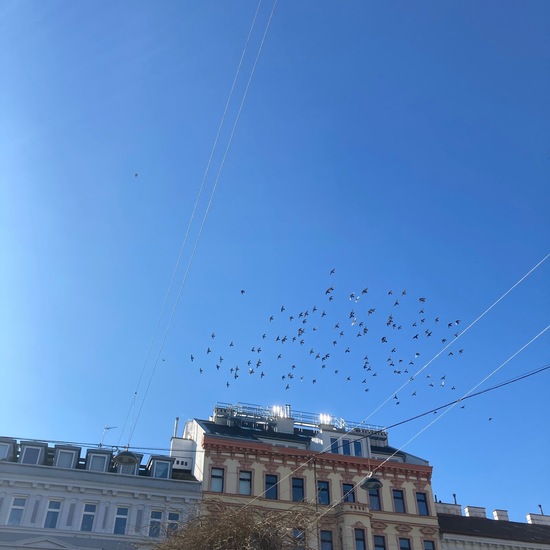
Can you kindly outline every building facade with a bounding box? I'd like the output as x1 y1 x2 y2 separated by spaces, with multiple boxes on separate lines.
0 436 201 550
436 502 550 550
171 402 440 550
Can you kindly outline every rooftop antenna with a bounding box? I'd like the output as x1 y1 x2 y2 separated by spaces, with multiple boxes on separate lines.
539 504 544 515
100 426 117 447
453 493 457 505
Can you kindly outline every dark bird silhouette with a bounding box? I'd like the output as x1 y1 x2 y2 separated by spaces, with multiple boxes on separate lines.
226 382 230 388
281 305 285 312
190 355 194 362
230 341 234 347
362 287 368 294
413 334 419 339
368 308 375 315
330 269 335 275
269 316 274 322
381 336 387 343
216 364 220 370
211 333 215 339
207 347 211 354
241 289 245 294
285 384 290 390
199 368 203 374
419 297 426 303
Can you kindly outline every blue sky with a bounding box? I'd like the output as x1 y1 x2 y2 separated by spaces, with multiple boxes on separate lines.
1 0 549 522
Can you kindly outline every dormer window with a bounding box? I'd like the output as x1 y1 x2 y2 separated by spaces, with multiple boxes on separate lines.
0 441 13 460
85 450 112 472
147 455 174 479
54 446 80 469
19 443 47 465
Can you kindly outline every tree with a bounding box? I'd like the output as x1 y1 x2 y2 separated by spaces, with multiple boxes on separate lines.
152 500 314 550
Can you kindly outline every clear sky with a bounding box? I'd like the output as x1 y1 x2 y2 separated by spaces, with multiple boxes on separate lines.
1 0 549 523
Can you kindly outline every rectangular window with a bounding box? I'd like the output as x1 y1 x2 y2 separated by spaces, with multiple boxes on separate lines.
239 471 252 495
20 446 41 464
293 528 306 550
167 512 180 534
343 483 355 503
354 529 366 550
317 480 330 505
114 507 129 535
399 538 411 550
88 454 108 472
354 440 363 457
211 468 224 492
0 442 10 460
374 535 387 550
55 450 76 469
342 439 352 455
330 438 339 453
153 460 170 479
117 463 138 475
265 474 278 499
80 503 97 532
8 497 27 526
44 500 62 529
416 492 430 516
424 542 436 550
292 477 305 502
393 489 406 513
149 510 162 538
369 488 381 511
320 530 333 550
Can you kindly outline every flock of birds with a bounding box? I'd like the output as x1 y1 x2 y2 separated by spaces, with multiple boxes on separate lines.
180 269 470 408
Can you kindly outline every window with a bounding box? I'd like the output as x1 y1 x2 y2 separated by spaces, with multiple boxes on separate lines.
292 477 305 502
369 488 381 511
354 440 363 457
114 507 129 535
293 528 306 550
343 483 355 503
88 454 108 472
153 460 170 479
393 489 406 513
80 503 97 532
317 480 330 505
0 442 11 460
330 438 339 453
149 510 162 538
342 439 352 455
117 463 138 475
211 468 224 492
55 450 76 469
20 446 42 464
167 512 180 534
399 538 411 550
354 529 366 550
44 500 62 529
416 492 430 516
424 542 435 550
320 530 333 550
265 474 278 499
239 471 252 495
8 497 27 526
373 535 387 550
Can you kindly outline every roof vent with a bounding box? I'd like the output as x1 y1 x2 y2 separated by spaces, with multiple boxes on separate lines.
465 506 486 518
493 509 509 521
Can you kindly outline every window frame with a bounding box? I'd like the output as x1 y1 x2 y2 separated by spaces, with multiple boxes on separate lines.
399 538 412 550
373 535 387 550
342 483 356 503
330 437 339 453
152 459 171 479
80 502 97 532
423 541 436 550
369 488 382 511
149 510 163 538
265 473 278 500
320 529 333 550
354 440 363 457
86 452 111 472
392 488 406 513
210 467 225 493
292 477 305 502
317 480 330 505
342 439 352 455
167 511 180 534
8 496 27 526
114 506 129 535
44 500 62 529
354 528 366 550
416 491 430 516
19 445 44 465
239 470 252 495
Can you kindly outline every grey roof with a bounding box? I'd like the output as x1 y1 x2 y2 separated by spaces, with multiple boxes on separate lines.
438 513 550 545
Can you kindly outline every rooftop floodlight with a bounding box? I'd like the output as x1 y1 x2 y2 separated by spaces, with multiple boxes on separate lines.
319 413 332 425
113 449 139 465
360 475 383 491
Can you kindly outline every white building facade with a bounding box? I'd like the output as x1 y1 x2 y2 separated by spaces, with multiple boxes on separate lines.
0 437 201 550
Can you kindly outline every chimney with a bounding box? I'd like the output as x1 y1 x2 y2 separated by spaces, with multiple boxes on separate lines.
435 502 462 516
465 506 486 518
173 417 180 438
493 509 509 521
527 514 550 526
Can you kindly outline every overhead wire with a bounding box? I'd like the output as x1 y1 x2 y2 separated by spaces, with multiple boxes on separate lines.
118 0 265 447
126 0 279 446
